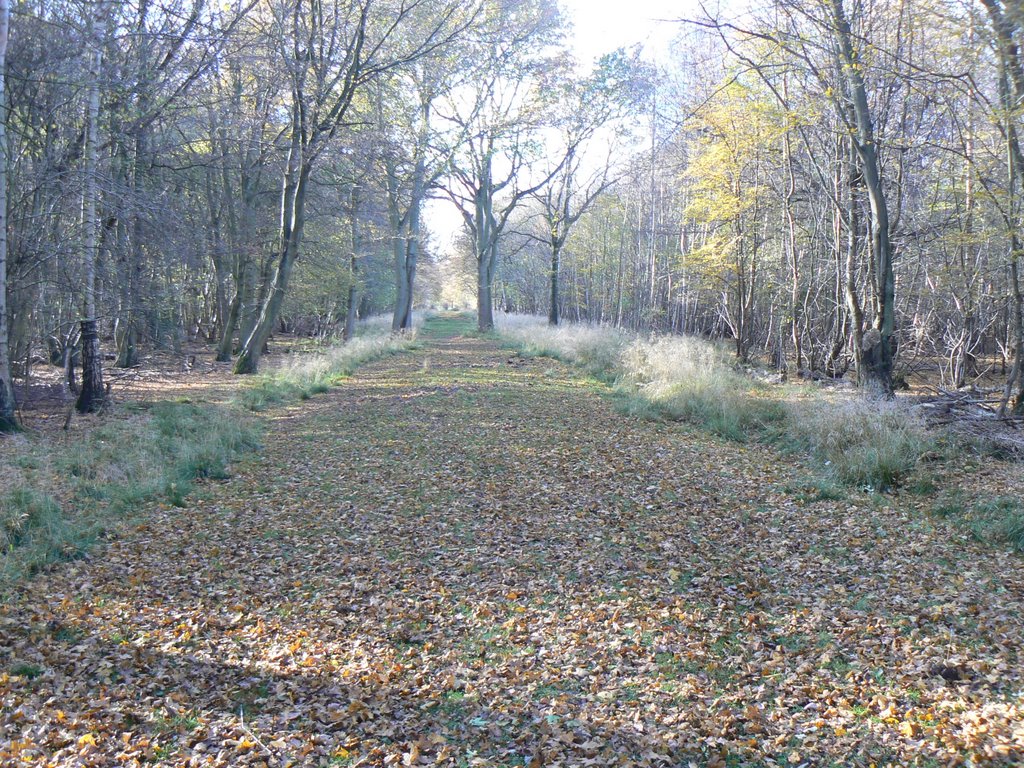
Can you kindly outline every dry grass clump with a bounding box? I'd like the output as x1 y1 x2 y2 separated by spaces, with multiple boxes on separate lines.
495 313 628 379
787 397 930 489
235 318 420 411
496 313 931 489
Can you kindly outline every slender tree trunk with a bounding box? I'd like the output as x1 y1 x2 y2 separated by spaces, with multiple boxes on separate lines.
474 153 498 332
983 0 1024 415
0 0 15 431
832 0 895 396
77 6 106 413
235 115 309 375
548 242 561 325
344 187 361 342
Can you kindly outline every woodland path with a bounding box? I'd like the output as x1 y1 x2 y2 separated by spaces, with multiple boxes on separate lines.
1 315 1022 767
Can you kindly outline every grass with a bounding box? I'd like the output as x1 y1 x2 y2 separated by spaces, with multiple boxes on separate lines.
496 313 932 492
935 493 1024 551
2 315 424 591
1 401 260 587
233 317 421 411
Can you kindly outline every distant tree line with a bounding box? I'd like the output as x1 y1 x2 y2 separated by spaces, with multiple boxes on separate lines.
497 0 1024 410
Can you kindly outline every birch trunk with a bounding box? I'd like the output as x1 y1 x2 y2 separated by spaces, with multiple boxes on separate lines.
77 5 106 413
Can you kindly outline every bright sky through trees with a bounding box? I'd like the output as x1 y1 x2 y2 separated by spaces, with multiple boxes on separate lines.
560 0 686 65
425 0 689 250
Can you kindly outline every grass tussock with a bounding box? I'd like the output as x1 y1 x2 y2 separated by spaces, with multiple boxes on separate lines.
234 318 420 411
786 398 930 489
497 313 628 380
497 313 930 491
1 402 259 586
935 493 1024 551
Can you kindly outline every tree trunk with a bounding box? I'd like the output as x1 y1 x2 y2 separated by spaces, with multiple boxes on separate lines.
77 7 106 413
832 0 895 397
234 126 309 374
0 0 15 430
548 243 560 325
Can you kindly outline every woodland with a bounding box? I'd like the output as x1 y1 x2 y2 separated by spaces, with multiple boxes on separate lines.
1 0 1024 766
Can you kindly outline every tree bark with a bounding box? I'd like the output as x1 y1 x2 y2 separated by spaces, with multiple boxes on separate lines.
832 0 896 396
234 96 309 374
548 243 561 325
0 0 15 430
77 5 106 413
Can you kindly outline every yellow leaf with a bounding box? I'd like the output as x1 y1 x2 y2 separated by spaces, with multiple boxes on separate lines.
77 733 98 747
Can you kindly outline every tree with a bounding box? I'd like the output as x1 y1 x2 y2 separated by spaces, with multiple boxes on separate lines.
0 0 14 430
531 48 649 325
76 0 108 414
234 0 471 373
439 0 564 331
981 0 1024 416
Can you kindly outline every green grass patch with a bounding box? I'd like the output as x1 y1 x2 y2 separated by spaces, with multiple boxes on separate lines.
1 401 260 589
419 311 477 340
935 493 1024 551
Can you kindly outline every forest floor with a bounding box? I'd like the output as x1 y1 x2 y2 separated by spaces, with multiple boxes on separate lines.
1 314 1022 767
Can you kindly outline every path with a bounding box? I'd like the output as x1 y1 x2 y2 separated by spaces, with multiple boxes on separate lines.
1 316 1022 766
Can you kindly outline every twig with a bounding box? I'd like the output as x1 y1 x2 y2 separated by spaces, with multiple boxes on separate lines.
238 707 273 757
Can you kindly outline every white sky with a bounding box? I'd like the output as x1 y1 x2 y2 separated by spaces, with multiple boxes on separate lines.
560 0 689 67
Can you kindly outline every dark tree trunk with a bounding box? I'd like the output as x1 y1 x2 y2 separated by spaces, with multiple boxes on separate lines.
548 245 560 326
76 319 105 413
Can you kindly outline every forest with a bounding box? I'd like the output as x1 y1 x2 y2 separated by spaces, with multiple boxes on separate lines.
2 0 1024 424
2 0 1024 766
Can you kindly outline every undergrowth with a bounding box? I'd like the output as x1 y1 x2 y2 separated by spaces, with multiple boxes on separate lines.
497 313 933 492
1 402 259 586
234 319 420 411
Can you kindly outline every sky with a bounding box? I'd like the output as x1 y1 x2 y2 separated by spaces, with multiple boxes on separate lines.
560 0 689 67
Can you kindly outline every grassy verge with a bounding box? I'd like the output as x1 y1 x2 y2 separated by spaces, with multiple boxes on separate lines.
496 313 933 493
1 402 259 587
2 317 424 590
233 318 421 411
419 311 478 340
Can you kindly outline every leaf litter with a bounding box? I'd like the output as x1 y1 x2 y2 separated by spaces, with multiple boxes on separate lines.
1 325 1022 766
